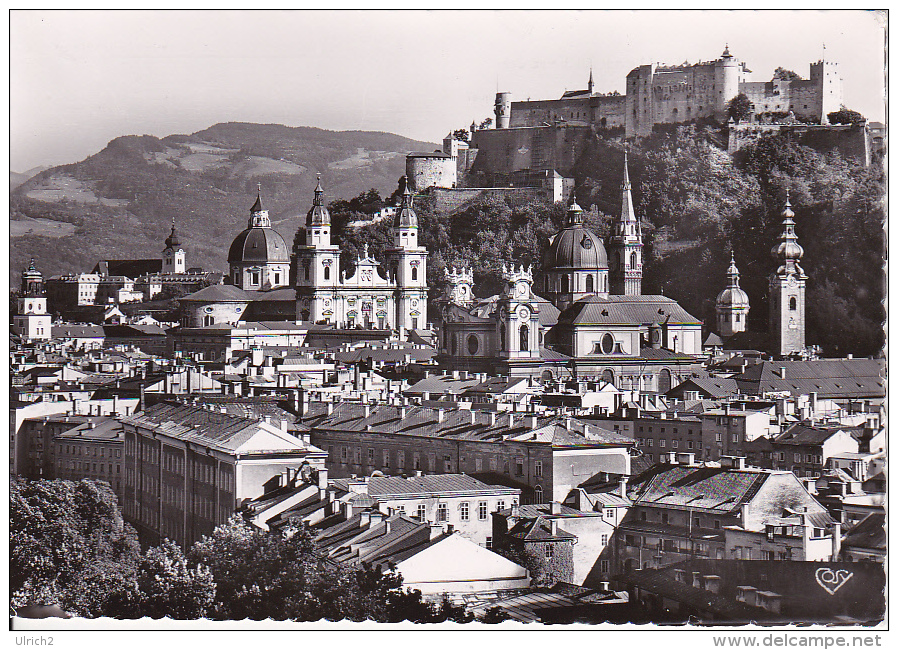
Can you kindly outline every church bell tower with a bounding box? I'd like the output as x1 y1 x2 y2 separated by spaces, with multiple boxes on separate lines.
769 192 807 357
608 152 643 295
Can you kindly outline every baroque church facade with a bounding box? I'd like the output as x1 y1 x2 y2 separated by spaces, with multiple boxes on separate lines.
182 176 429 331
437 156 706 391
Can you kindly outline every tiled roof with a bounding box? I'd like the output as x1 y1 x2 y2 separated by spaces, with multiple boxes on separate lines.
121 401 314 455
51 325 105 338
404 375 483 395
55 417 123 442
461 376 531 394
335 346 435 364
668 377 739 398
556 295 701 326
366 474 518 498
774 423 849 446
733 359 885 399
498 503 587 518
629 464 770 513
506 516 577 541
842 513 885 551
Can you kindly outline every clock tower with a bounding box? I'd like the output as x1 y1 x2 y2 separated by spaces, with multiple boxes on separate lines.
769 192 807 357
497 264 541 359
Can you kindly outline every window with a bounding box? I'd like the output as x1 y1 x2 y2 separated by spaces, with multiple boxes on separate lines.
519 324 529 351
412 452 420 470
732 433 739 443
640 511 647 521
323 266 330 281
688 441 694 450
416 504 428 521
443 455 452 472
714 519 721 530
660 439 666 448
467 335 479 355
411 267 418 281
661 512 669 524
601 560 610 574
534 460 542 477
475 457 482 472
398 450 406 469
585 274 594 293
761 550 775 561
485 537 493 549
715 433 722 442
368 448 375 463
341 446 348 462
789 296 797 311
437 503 448 522
496 500 505 512
672 440 678 449
515 458 524 476
647 439 653 447
459 502 470 521
545 544 554 558
382 449 390 467
534 485 543 502
249 270 260 286
601 534 608 545
478 501 488 520
794 453 801 463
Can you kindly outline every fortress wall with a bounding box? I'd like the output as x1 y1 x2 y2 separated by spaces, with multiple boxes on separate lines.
470 125 594 176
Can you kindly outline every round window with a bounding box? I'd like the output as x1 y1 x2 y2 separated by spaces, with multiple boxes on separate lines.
601 333 615 354
203 306 213 313
581 234 593 249
467 335 479 355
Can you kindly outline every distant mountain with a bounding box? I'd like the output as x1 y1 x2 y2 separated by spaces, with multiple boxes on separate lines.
9 123 437 282
10 165 50 190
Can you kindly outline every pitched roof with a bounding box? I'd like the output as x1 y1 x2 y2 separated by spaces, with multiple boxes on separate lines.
733 359 885 399
774 423 851 446
180 284 252 302
506 516 577 541
628 464 770 513
365 474 517 498
556 295 701 326
842 513 885 551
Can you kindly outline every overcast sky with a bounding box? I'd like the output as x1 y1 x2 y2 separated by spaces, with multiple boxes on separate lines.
10 9 887 172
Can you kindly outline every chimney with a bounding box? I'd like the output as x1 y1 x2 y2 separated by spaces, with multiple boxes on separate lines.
489 412 496 426
527 415 538 428
673 568 687 583
736 586 759 607
692 571 703 589
619 476 628 498
550 502 561 515
317 467 329 489
445 523 455 534
326 402 334 415
363 404 370 418
550 519 558 536
436 408 444 423
677 452 696 465
831 521 842 560
360 511 371 527
779 367 787 379
422 391 431 402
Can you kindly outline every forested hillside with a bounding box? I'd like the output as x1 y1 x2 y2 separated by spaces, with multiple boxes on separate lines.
9 123 437 279
337 124 884 358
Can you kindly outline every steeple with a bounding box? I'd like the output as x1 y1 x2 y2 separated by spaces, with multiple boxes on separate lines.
566 199 584 226
769 191 807 357
306 174 330 228
393 178 419 231
771 190 805 277
588 67 594 94
722 43 732 58
716 252 750 338
608 151 643 296
726 252 741 288
164 218 181 250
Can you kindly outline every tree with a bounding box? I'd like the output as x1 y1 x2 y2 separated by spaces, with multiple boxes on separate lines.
10 478 141 617
108 540 216 619
727 93 753 122
188 516 434 622
478 117 493 130
773 67 803 81
452 129 470 143
827 106 866 125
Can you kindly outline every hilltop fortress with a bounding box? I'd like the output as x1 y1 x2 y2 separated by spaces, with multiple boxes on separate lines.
497 46 842 138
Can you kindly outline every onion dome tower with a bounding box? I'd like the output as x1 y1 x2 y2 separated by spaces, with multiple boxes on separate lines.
607 152 643 296
293 175 341 322
385 179 429 330
228 185 290 290
542 200 609 311
162 219 186 274
768 192 808 357
716 253 750 337
21 258 43 295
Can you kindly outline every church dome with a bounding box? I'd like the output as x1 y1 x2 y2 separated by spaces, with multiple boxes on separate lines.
716 286 750 309
165 223 181 249
542 203 608 271
228 227 290 264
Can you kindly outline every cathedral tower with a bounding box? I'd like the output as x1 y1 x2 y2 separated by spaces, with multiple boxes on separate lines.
769 193 807 357
444 266 474 308
294 175 342 322
608 152 643 296
716 253 750 337
385 181 429 330
497 264 541 360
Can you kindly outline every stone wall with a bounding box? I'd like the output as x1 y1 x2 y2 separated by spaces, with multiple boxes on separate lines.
728 123 869 165
470 125 594 176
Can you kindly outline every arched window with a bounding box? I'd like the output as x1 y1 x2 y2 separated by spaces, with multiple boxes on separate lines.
303 263 310 281
451 336 457 355
499 323 506 350
602 369 615 386
561 275 569 293
658 368 672 394
520 324 529 352
534 485 543 503
585 274 594 293
789 297 797 311
203 315 214 326
630 251 638 268
411 267 418 281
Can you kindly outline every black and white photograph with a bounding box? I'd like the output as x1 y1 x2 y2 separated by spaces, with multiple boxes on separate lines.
8 7 888 640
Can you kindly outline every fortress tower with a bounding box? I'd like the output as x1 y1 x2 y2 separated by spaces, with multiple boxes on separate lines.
608 153 643 296
494 92 512 129
713 44 742 118
769 193 808 357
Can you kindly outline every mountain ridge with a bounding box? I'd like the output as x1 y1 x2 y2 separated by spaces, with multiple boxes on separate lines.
10 122 437 281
